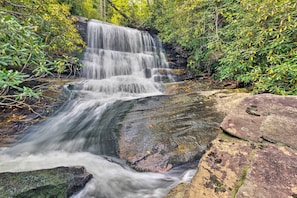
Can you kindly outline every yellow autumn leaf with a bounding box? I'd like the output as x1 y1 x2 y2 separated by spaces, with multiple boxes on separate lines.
280 20 283 26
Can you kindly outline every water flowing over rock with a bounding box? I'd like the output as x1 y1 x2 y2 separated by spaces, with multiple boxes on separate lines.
82 19 171 83
0 20 197 198
118 93 224 172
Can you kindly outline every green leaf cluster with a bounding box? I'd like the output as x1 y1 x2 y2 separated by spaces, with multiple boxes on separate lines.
219 0 297 95
106 0 150 26
58 0 102 20
146 0 297 95
0 0 85 107
56 0 151 27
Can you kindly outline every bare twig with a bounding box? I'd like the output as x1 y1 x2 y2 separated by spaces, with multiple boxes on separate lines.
0 8 30 16
20 52 32 73
3 0 33 9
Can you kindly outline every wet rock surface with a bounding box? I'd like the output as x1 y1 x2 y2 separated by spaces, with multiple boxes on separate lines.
0 166 92 197
1 76 297 198
0 79 75 147
118 92 224 172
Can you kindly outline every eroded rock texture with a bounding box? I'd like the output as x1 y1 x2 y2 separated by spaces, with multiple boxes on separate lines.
221 94 297 147
118 93 224 172
168 93 297 198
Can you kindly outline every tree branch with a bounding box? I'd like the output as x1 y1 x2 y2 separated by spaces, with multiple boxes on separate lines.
106 0 134 25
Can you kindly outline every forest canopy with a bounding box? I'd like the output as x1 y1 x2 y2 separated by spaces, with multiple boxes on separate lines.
146 0 297 95
0 0 296 111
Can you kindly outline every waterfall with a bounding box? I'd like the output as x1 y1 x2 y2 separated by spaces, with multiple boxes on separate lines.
0 20 192 198
80 19 171 96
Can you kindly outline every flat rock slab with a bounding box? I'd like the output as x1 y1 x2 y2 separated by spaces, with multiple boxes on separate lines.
182 132 297 198
237 144 297 198
0 166 92 197
167 93 297 198
118 93 224 172
221 94 297 148
184 132 254 198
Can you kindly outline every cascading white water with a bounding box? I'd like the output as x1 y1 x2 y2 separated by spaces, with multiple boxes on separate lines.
81 19 170 95
0 20 194 198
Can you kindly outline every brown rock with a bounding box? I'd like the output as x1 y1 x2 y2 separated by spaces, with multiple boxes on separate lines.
221 94 297 148
186 132 253 198
237 144 297 198
183 93 297 198
165 183 191 198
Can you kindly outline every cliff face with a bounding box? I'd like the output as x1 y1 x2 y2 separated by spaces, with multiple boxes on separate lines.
76 16 88 43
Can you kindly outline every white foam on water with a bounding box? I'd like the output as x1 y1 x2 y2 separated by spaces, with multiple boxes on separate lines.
0 20 195 197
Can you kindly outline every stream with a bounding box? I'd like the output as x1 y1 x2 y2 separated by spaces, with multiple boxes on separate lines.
0 20 195 197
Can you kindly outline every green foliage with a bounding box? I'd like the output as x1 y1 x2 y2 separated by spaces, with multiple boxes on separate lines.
0 13 47 100
58 0 102 20
109 0 150 26
219 0 297 95
0 0 85 108
0 14 49 70
145 0 297 95
2 0 85 55
57 0 151 27
149 0 225 74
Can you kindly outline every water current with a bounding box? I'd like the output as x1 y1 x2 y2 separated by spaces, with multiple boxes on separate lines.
0 20 195 197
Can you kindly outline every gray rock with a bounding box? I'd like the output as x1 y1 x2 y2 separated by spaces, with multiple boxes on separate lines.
118 93 224 172
0 166 92 197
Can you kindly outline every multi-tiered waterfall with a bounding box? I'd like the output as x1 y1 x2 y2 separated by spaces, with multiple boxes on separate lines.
0 20 192 197
81 19 171 98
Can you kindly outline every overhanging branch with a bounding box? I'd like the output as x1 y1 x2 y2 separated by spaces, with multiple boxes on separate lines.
106 0 134 25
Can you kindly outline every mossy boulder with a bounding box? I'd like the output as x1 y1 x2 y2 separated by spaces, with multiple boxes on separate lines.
0 166 92 197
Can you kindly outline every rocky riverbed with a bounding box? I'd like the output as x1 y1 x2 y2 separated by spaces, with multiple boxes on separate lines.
166 87 297 198
0 78 296 198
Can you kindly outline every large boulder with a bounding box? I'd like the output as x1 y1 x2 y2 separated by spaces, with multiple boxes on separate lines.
175 93 297 198
0 166 92 197
221 94 297 148
118 92 224 172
